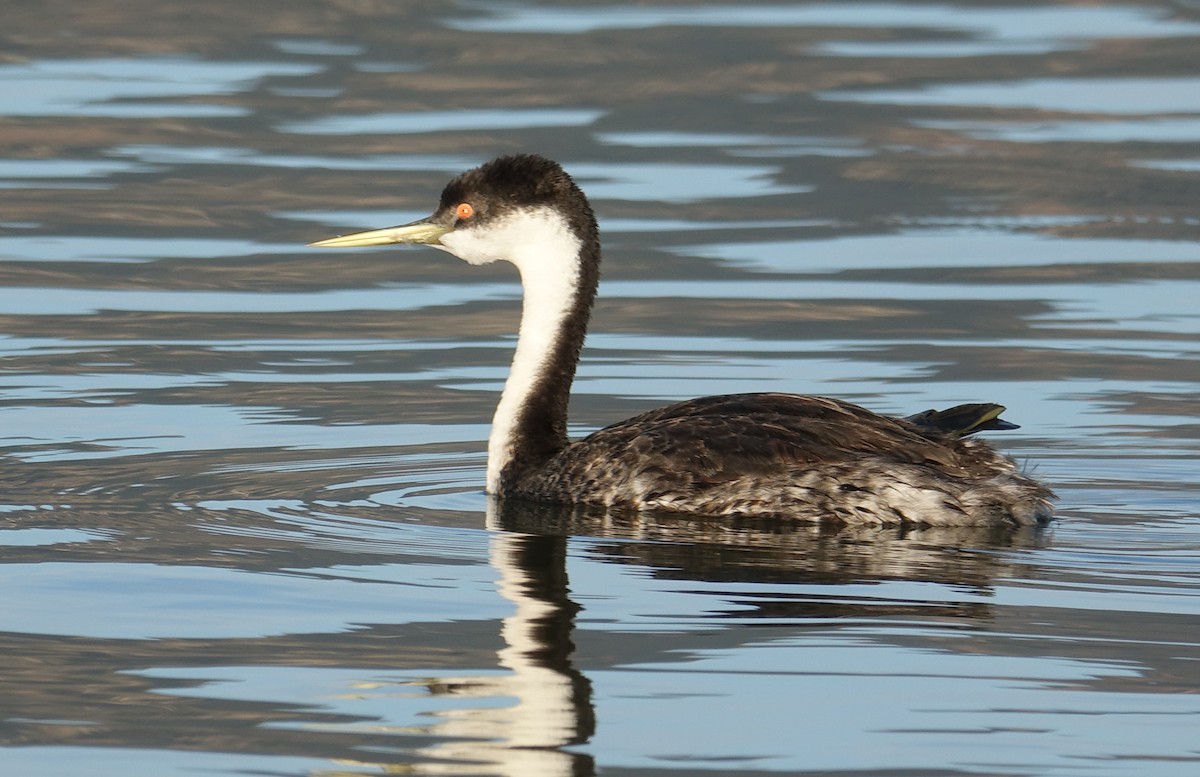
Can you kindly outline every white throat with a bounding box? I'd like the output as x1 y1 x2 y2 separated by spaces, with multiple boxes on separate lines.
439 207 584 493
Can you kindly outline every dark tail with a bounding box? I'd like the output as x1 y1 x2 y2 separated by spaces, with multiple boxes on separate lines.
905 403 1019 438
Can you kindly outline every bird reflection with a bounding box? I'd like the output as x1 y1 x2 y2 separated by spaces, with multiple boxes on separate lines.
396 500 595 776
491 498 1047 594
377 498 1045 775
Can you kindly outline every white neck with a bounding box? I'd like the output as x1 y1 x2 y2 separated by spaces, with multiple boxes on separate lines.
439 208 584 493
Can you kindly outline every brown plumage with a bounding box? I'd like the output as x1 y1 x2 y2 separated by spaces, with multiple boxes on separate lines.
512 394 1052 526
312 155 1055 527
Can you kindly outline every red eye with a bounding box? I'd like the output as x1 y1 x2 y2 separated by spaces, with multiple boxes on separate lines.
456 202 475 220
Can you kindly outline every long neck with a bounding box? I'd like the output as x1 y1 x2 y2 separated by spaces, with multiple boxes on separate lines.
487 212 599 494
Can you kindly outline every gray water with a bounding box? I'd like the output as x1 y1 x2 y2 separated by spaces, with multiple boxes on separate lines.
2 1 1199 775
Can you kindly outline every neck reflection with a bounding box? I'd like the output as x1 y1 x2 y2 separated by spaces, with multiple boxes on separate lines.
411 499 594 776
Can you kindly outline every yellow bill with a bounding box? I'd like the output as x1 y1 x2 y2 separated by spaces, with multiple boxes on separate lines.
309 219 451 248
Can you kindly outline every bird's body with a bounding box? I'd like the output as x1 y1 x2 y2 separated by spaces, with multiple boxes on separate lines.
512 394 1051 526
313 154 1054 526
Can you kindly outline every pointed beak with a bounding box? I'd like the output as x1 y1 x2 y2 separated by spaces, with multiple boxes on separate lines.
309 218 452 248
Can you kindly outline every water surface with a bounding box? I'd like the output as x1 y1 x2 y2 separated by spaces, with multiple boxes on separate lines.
2 1 1198 775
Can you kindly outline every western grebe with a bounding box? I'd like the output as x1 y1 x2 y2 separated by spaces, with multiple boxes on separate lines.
312 154 1054 526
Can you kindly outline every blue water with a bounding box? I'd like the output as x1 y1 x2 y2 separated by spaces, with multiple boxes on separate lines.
1 1 1199 775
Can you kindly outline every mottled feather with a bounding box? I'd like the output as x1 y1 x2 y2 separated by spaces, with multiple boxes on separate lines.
512 393 1054 526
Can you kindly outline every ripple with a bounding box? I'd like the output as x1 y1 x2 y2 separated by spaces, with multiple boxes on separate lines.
0 560 502 639
0 159 157 183
597 131 872 157
0 748 333 777
0 235 295 263
918 117 1200 144
821 77 1200 114
0 58 322 118
0 528 109 547
0 285 513 315
280 108 604 135
811 39 1078 58
111 144 475 172
269 38 366 56
569 161 810 202
1133 159 1200 172
688 229 1200 273
0 403 487 462
446 3 1200 43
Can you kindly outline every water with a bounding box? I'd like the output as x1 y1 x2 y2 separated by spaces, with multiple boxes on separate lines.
1 1 1198 775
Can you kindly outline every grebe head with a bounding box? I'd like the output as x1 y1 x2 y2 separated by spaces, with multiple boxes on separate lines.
310 155 603 493
309 154 598 271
